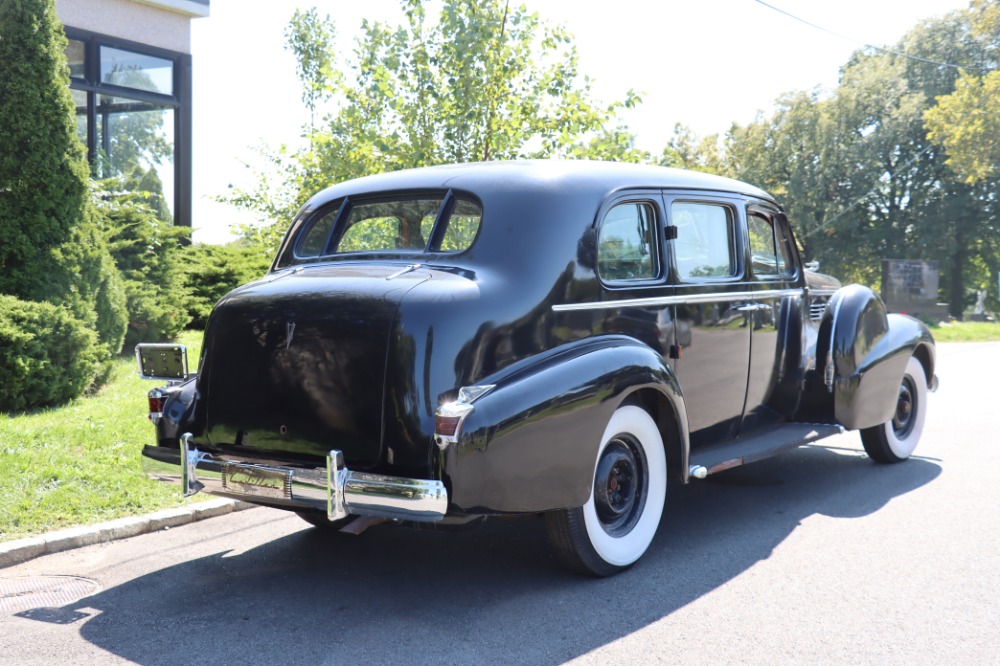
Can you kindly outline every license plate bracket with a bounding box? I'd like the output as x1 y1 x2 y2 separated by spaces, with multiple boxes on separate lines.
221 463 292 499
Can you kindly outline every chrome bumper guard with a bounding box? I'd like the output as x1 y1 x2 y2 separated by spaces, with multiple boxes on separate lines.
141 434 447 523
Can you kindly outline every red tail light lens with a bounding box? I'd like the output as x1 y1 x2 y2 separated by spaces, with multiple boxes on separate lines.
435 415 461 437
148 393 166 415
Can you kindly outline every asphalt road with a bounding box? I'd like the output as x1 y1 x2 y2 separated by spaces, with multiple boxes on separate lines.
1 342 997 665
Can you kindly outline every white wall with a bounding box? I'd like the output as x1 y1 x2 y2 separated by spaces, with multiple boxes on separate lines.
56 0 197 53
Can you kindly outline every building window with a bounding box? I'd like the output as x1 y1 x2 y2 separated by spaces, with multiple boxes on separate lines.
65 29 191 227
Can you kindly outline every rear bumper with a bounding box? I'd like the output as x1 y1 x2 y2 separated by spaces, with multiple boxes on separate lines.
141 435 447 523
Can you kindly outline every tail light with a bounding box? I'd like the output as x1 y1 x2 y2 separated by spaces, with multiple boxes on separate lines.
147 388 167 424
434 385 495 449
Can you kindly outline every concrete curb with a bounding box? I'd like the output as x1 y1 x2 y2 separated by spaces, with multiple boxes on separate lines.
0 499 256 570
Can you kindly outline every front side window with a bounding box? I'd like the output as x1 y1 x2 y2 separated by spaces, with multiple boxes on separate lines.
671 202 736 280
597 202 659 282
748 212 793 277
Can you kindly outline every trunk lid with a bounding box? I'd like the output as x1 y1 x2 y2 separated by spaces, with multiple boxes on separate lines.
198 264 427 467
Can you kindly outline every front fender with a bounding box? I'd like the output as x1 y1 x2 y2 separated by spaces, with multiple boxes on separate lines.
821 285 936 429
443 336 688 513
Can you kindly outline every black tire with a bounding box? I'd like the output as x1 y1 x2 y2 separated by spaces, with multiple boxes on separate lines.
860 356 927 463
546 405 667 577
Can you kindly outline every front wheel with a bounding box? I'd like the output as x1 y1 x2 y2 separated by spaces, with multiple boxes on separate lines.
546 405 667 577
860 356 928 463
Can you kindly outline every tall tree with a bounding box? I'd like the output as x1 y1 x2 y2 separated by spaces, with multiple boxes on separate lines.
924 0 1000 184
0 0 127 406
0 0 92 300
726 7 999 315
225 0 642 253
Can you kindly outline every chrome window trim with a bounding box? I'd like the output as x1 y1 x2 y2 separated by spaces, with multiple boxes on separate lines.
551 288 802 312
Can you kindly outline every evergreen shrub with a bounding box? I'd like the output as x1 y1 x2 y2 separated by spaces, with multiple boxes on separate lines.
0 295 100 413
97 182 191 348
182 243 272 329
0 0 127 361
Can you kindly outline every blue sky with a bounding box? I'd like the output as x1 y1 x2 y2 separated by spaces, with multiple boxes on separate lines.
190 0 971 243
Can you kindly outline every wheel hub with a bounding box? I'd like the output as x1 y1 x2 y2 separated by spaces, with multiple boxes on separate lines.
593 437 648 536
892 378 916 437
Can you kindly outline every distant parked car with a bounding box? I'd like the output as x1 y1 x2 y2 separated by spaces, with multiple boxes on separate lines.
137 161 937 576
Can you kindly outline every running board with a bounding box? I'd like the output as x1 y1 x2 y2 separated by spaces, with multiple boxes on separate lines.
688 423 844 479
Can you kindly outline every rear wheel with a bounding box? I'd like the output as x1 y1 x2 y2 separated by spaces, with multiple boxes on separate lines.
860 356 927 463
547 405 667 576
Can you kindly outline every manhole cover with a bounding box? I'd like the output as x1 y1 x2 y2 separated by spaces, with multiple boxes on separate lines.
0 575 100 613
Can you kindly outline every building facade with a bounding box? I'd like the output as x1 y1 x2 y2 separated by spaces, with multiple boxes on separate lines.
56 0 210 228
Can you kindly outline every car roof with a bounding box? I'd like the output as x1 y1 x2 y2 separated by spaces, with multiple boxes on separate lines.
305 160 778 210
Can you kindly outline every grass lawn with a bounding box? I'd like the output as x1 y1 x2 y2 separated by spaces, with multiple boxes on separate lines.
925 320 1000 342
0 330 203 542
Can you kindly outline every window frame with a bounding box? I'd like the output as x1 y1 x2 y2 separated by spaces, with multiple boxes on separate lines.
665 196 743 284
595 198 664 286
746 205 798 281
278 189 484 268
64 27 191 228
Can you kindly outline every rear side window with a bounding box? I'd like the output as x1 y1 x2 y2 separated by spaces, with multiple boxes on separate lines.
671 202 737 280
287 193 482 263
597 202 659 282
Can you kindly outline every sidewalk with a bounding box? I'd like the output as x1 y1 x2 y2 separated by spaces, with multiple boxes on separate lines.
0 498 254 569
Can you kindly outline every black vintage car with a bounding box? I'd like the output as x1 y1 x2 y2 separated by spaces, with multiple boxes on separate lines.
137 161 937 576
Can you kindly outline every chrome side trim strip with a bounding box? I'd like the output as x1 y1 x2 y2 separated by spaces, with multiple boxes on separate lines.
551 288 802 312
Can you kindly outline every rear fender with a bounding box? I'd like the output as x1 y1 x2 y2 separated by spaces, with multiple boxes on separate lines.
443 336 689 513
819 285 935 430
155 376 199 446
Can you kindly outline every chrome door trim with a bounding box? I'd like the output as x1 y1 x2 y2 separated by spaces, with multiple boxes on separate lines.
551 288 802 312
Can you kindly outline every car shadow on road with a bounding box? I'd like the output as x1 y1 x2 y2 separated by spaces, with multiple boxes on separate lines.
49 444 941 664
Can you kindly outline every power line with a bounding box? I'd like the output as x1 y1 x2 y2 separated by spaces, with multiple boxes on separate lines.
751 0 995 75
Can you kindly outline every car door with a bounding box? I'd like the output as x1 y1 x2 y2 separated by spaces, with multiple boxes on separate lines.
664 194 751 448
743 205 802 432
592 193 673 360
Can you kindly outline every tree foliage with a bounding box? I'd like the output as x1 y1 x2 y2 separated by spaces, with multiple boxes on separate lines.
924 0 1000 183
224 0 642 255
95 178 191 348
0 0 127 371
0 295 101 413
180 242 272 330
724 6 1000 315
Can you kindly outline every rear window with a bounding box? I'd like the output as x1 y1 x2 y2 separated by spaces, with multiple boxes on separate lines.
284 193 482 265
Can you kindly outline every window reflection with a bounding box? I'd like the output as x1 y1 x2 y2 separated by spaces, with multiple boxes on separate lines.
63 30 188 226
66 39 86 79
96 96 175 220
100 46 173 95
672 202 736 280
70 88 88 144
598 202 658 282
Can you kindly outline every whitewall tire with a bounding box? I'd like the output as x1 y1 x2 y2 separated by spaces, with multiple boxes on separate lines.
860 356 927 463
547 405 667 576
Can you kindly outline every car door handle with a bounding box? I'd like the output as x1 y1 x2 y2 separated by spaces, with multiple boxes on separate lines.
734 303 767 312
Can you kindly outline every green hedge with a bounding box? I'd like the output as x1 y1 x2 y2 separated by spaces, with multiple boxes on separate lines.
98 182 191 348
0 295 101 413
182 242 272 329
